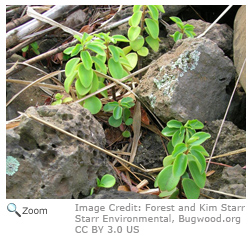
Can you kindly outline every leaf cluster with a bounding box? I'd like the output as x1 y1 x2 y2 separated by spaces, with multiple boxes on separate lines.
126 5 165 57
103 97 135 137
155 119 211 199
170 16 196 42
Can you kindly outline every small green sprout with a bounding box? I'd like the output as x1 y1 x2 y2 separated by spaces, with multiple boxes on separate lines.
170 16 196 42
103 97 135 137
90 174 116 195
51 93 73 105
22 41 40 55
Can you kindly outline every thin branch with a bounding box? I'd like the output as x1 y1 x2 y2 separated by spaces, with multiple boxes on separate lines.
202 188 246 199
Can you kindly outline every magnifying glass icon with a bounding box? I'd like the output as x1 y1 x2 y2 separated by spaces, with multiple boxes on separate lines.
7 203 21 217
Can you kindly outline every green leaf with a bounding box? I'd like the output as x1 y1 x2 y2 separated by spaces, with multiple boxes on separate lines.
172 143 187 157
157 165 180 191
112 35 129 42
171 31 183 42
184 30 196 38
92 56 107 74
123 46 132 55
62 97 73 103
155 5 165 13
120 97 134 107
159 188 177 198
83 96 102 114
22 45 29 52
74 34 82 43
82 32 90 42
113 106 122 120
103 101 119 112
75 79 91 96
55 93 63 100
86 43 106 56
190 149 206 173
108 45 120 62
65 57 80 77
122 53 138 71
78 63 93 88
98 81 108 98
146 36 159 52
162 126 179 136
187 136 199 144
125 118 133 126
182 178 200 199
148 5 159 21
188 161 206 188
96 54 106 63
187 154 202 173
90 72 99 93
176 22 184 30
163 155 175 167
71 44 83 57
128 26 141 41
109 116 122 127
184 24 195 31
99 174 116 188
130 35 144 51
167 120 183 128
189 132 211 146
108 58 128 79
190 145 209 157
137 46 149 57
184 119 204 129
64 71 77 93
123 108 131 121
130 11 142 27
80 51 92 70
169 16 182 24
173 153 188 177
172 128 185 147
63 46 74 55
122 130 131 138
167 140 174 155
145 18 159 39
133 5 142 12
51 99 62 105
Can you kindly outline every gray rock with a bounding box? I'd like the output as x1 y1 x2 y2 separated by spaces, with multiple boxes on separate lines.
6 54 51 120
203 120 246 166
86 189 160 199
6 103 115 199
162 5 187 18
202 165 246 199
233 6 246 91
136 37 235 123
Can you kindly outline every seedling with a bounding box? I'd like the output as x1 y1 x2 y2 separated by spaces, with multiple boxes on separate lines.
155 119 210 199
90 174 116 195
22 41 40 56
103 97 135 137
170 16 196 42
51 93 73 105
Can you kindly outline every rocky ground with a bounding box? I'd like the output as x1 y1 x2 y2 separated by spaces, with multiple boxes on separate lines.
6 5 246 199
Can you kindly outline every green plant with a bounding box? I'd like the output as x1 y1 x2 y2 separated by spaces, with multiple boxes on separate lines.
154 119 211 199
63 31 135 114
62 5 164 115
6 156 20 176
51 93 73 105
90 174 116 195
103 97 135 137
170 16 196 42
126 5 165 57
22 41 40 55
